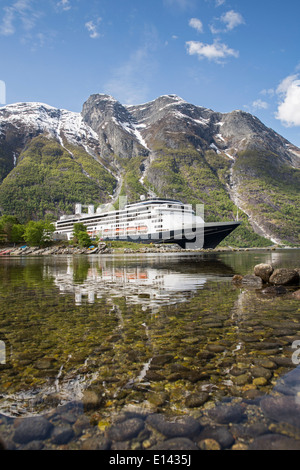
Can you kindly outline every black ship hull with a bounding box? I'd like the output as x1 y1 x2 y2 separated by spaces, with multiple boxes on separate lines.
102 221 241 249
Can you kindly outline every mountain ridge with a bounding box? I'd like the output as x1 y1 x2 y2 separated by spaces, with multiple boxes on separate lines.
0 93 299 246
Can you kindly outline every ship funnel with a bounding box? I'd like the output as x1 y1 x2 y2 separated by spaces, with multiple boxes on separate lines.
88 205 95 215
75 203 82 214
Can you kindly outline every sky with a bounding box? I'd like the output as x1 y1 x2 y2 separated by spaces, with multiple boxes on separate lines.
1 0 300 146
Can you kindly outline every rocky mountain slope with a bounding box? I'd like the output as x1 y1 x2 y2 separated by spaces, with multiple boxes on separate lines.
0 94 299 246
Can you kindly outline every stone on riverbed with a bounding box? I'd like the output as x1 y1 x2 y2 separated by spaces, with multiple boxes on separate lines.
185 392 210 408
249 434 300 450
232 373 252 386
262 285 288 296
241 275 263 288
251 366 273 381
13 417 53 444
146 414 201 438
207 404 246 424
82 389 104 411
51 425 74 445
261 396 300 428
0 437 6 450
232 275 243 284
150 437 199 450
106 418 145 441
81 436 111 450
198 438 221 450
292 289 300 299
207 344 226 353
197 425 235 449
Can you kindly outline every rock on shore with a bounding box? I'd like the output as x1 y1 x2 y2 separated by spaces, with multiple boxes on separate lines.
254 263 274 283
269 268 299 286
233 263 300 296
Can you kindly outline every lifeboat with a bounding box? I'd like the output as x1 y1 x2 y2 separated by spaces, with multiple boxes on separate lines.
138 273 148 279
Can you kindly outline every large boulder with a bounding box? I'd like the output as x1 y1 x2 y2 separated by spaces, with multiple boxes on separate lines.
254 263 274 283
269 269 299 286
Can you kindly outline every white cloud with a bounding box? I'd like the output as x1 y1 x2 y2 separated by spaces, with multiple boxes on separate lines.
260 88 275 98
164 0 194 9
105 50 150 104
221 10 245 31
104 27 159 105
276 74 298 95
0 0 38 36
85 18 102 39
252 99 269 110
276 74 300 127
0 7 15 35
210 9 245 34
186 39 239 63
205 0 226 6
57 0 71 11
189 18 204 33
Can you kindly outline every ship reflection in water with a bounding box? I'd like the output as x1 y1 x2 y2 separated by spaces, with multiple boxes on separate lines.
50 255 235 311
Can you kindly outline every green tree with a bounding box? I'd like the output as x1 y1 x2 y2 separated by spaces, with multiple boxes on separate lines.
23 220 55 246
77 231 92 248
73 223 87 238
11 224 25 243
0 215 25 244
0 215 19 241
72 222 91 247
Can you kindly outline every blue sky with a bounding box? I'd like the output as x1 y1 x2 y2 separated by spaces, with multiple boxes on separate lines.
1 0 300 146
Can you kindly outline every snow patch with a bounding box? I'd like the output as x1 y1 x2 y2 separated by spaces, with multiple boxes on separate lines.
225 152 235 160
193 117 210 126
112 117 149 150
215 133 225 142
210 143 221 154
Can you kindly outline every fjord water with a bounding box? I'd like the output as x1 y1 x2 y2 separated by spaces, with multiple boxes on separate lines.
0 249 300 449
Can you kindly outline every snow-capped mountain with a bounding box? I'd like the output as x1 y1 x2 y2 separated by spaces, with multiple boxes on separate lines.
1 94 299 171
0 94 299 245
0 102 102 165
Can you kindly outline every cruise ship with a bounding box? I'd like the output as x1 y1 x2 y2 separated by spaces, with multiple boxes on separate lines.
54 198 241 249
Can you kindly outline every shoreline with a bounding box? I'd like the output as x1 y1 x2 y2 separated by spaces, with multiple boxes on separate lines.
0 243 299 256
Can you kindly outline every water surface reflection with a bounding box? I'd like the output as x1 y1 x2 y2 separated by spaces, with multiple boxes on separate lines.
52 255 235 310
0 250 300 450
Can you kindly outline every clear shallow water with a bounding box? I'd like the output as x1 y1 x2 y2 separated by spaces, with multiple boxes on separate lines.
0 249 300 450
